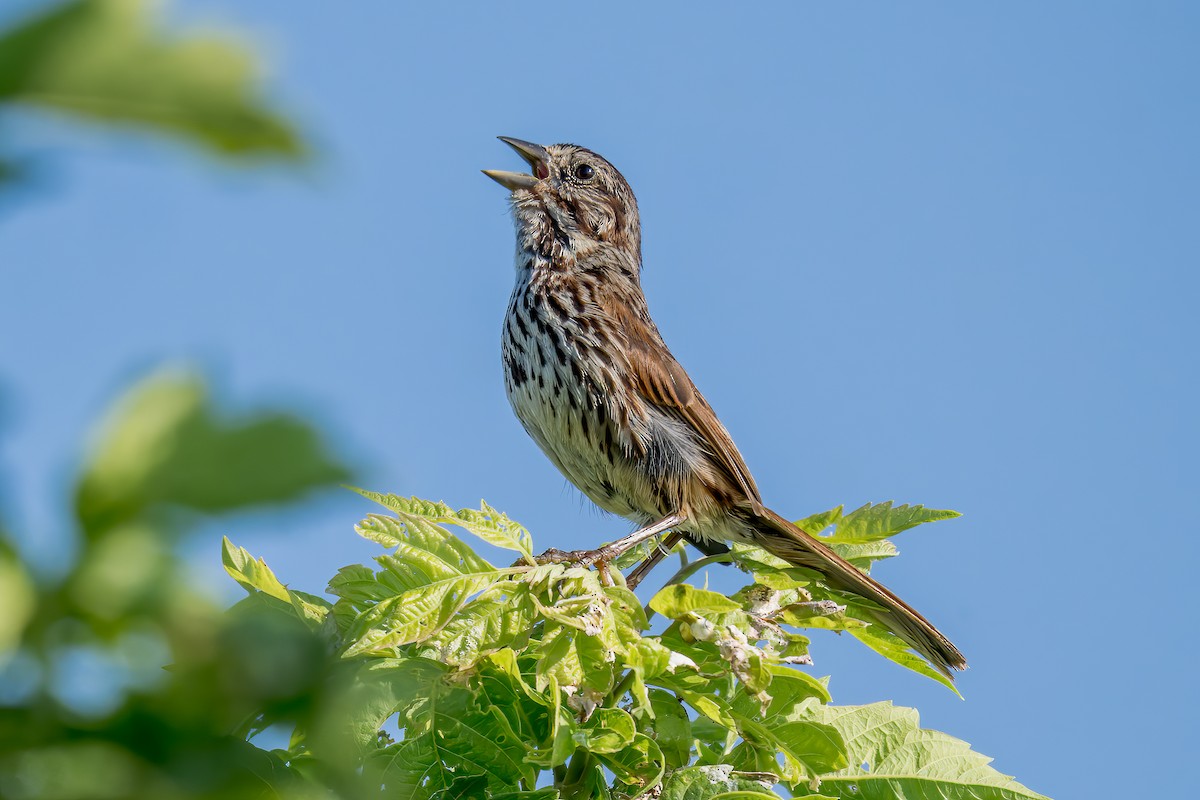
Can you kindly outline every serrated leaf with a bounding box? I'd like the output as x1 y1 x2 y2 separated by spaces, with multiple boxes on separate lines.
534 621 586 691
823 502 960 544
418 583 536 667
387 687 535 791
222 538 330 630
355 489 533 559
727 543 813 590
828 540 899 570
222 537 290 602
327 563 389 606
650 584 741 618
808 702 1049 800
440 704 535 789
344 572 497 656
357 512 493 577
794 506 844 536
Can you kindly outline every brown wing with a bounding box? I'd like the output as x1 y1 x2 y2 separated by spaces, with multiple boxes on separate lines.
613 301 764 509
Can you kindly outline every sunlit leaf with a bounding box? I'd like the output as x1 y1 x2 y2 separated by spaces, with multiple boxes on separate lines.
809 702 1048 800
649 584 741 618
418 583 536 666
344 572 496 656
355 489 533 560
223 538 331 631
822 502 959 544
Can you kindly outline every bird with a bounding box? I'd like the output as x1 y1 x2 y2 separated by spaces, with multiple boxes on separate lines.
483 137 966 678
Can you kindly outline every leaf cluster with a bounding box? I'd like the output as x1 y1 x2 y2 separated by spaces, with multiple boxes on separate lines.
221 491 1048 800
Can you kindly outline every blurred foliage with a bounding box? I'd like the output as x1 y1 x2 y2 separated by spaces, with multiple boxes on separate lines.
0 0 306 191
0 370 352 800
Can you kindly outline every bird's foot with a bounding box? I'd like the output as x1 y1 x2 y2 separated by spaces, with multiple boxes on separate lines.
531 547 617 585
532 546 615 568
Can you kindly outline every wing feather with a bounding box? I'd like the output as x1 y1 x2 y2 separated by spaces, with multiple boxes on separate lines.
613 300 763 509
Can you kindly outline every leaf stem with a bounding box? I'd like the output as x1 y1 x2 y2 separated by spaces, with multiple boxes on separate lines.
560 747 591 796
604 669 636 708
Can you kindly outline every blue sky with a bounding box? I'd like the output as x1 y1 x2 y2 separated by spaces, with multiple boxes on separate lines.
3 2 1198 797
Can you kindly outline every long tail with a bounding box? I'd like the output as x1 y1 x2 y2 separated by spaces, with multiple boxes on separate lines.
751 507 966 678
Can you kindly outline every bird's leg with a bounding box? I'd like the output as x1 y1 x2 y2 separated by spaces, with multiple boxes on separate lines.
534 513 687 570
625 532 685 589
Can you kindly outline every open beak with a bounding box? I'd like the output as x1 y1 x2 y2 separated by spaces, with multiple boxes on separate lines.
483 136 551 191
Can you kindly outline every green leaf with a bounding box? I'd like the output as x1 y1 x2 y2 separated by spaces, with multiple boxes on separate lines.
344 571 497 656
74 370 349 537
355 490 534 560
530 570 634 695
659 766 781 800
418 583 536 667
357 512 493 578
312 658 447 756
828 540 899 570
727 543 813 590
366 733 447 800
847 623 960 695
822 502 960 544
0 0 306 158
732 712 847 782
650 584 741 618
222 537 330 630
222 536 291 602
642 689 692 769
732 666 831 721
374 686 535 793
794 506 844 537
327 563 390 606
340 509 506 655
594 732 665 788
809 702 1049 800
439 704 535 790
577 707 636 754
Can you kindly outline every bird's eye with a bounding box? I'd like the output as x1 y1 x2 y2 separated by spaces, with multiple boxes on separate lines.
574 163 595 181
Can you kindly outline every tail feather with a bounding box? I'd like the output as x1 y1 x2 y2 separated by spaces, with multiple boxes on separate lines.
752 507 966 678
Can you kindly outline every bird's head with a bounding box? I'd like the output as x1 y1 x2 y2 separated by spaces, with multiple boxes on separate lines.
484 137 641 267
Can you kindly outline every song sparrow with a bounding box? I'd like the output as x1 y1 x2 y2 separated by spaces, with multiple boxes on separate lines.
484 137 966 677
